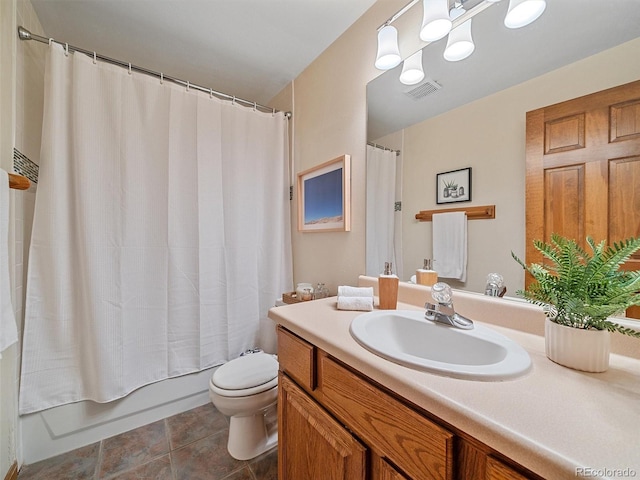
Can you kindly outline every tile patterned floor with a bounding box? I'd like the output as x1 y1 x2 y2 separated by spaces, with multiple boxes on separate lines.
18 404 278 480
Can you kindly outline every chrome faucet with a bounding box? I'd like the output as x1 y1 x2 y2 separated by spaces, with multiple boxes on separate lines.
484 273 507 297
424 282 474 330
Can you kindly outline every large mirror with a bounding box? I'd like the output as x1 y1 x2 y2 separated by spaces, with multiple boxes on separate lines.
366 0 640 296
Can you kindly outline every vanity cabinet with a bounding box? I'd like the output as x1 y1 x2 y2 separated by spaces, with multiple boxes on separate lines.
279 374 366 479
485 457 530 480
277 326 541 480
378 459 410 480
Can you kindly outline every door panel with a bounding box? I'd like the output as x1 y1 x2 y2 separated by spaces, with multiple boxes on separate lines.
543 165 584 244
609 156 640 265
610 99 640 142
278 374 366 480
544 113 585 154
526 79 640 319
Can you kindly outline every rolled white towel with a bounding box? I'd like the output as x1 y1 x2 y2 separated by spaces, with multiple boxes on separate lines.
337 296 374 311
337 286 374 298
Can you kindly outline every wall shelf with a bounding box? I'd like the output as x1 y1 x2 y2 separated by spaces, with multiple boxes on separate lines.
8 173 30 190
415 204 495 222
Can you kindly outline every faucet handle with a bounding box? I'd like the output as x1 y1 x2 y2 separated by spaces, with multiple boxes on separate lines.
431 282 452 304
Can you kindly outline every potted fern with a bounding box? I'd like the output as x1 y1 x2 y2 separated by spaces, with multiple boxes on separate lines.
512 234 640 372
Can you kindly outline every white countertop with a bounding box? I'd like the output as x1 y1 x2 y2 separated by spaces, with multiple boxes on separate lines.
268 296 640 480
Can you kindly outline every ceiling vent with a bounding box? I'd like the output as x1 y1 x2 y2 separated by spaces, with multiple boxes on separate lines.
403 79 442 100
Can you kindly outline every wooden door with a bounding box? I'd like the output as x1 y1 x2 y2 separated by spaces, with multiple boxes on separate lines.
278 373 367 480
526 80 640 318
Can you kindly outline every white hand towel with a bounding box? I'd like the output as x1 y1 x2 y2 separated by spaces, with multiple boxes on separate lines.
0 169 18 357
337 296 374 311
337 286 374 298
432 211 467 282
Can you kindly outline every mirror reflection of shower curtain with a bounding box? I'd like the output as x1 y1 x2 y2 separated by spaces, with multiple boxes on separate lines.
366 145 403 279
19 43 293 414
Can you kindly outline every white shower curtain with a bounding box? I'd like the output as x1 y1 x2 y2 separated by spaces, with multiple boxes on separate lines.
365 145 402 278
19 44 292 414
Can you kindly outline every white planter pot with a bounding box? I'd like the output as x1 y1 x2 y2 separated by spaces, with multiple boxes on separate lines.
545 318 611 372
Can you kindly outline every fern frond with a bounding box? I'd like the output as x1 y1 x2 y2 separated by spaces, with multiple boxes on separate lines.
583 237 640 285
609 322 640 338
514 234 640 338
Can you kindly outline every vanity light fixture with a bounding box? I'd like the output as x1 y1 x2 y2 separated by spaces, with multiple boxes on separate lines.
443 7 474 62
375 25 402 70
420 0 452 42
375 0 547 78
399 50 425 85
504 0 547 28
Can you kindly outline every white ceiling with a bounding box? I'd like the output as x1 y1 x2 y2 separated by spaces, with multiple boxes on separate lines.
27 0 640 136
368 0 640 140
30 0 379 107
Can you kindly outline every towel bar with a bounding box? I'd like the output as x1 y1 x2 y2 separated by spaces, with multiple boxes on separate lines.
415 204 495 222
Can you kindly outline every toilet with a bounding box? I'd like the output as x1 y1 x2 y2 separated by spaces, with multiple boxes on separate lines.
209 351 279 460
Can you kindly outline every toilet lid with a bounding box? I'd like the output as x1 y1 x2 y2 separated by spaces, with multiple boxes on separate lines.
212 352 278 390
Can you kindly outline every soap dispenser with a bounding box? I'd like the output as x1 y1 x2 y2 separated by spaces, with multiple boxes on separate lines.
378 262 399 310
416 258 438 287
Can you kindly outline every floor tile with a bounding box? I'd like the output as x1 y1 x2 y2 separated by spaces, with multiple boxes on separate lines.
166 403 228 450
99 420 169 478
103 454 173 480
172 430 246 480
18 404 279 480
18 442 100 480
220 467 255 480
249 448 277 480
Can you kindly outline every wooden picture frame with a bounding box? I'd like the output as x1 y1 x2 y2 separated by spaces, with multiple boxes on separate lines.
436 167 472 204
297 155 351 232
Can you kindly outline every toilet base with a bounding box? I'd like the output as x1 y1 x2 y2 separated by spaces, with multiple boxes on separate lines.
227 411 278 460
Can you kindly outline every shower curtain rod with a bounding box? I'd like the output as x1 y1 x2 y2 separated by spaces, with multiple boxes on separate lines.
17 26 292 119
367 142 400 156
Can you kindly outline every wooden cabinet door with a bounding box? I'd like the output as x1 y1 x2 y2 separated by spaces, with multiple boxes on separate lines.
526 80 640 317
278 373 367 480
485 456 531 480
375 456 410 480
318 354 454 480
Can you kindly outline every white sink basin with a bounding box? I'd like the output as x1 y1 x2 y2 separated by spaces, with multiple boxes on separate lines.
349 310 531 381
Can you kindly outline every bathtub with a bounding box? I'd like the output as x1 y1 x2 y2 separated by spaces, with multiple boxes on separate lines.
19 366 217 464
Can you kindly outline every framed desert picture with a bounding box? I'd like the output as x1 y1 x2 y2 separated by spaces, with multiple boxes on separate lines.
297 155 351 232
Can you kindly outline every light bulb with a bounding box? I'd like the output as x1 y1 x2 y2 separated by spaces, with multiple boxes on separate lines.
399 50 425 85
504 0 546 29
443 18 475 62
420 0 452 42
375 25 401 70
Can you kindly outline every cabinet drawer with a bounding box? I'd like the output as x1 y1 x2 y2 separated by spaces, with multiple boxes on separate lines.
277 326 315 391
319 354 454 480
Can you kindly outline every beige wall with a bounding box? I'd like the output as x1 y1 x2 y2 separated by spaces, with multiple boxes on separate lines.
0 0 18 475
0 0 45 474
2 0 640 467
271 0 408 294
273 0 640 296
401 38 640 294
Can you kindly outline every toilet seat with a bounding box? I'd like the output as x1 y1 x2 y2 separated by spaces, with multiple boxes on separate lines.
211 353 278 397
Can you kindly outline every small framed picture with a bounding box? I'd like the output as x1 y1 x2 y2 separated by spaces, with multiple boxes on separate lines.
297 155 351 232
436 167 471 204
